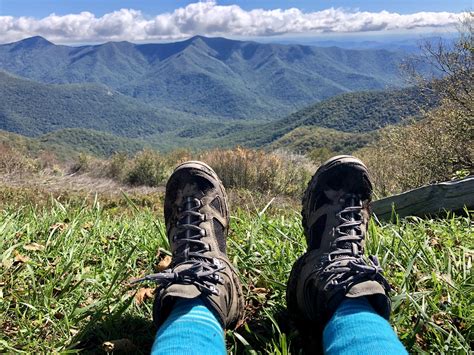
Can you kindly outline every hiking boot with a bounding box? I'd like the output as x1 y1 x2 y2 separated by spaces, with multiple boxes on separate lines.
287 155 391 329
135 161 244 329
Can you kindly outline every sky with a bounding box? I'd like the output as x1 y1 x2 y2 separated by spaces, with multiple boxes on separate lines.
0 0 471 44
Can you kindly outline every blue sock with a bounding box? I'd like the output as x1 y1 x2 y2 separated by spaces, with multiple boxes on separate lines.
323 297 407 355
151 298 226 355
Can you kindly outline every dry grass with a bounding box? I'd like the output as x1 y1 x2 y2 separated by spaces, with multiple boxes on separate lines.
199 147 313 196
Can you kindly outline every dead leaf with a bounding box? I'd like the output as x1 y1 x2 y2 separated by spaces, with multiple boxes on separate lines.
50 222 68 232
253 287 268 294
102 339 136 353
415 333 427 348
134 287 154 305
23 243 45 252
155 255 172 272
14 251 29 264
432 312 447 325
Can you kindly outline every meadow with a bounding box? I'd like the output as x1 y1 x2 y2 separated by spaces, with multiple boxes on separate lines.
1 180 472 354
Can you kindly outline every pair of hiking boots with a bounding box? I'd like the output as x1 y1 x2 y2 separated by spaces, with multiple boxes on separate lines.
136 156 391 339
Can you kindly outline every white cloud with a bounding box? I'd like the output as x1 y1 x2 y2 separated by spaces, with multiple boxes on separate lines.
0 1 465 43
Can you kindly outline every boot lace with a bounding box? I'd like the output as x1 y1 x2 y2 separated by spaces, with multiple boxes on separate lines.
132 196 224 295
321 193 390 292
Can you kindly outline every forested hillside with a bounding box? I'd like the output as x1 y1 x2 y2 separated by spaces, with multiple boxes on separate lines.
0 70 437 156
0 71 194 137
208 87 438 149
0 35 412 120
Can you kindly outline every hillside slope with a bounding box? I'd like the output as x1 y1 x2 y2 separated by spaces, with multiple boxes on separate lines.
0 71 195 137
204 87 438 148
0 36 411 120
0 128 150 159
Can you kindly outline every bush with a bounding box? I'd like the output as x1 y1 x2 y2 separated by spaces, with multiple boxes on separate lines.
199 147 312 196
0 143 38 175
126 149 168 187
307 147 335 165
358 100 473 196
69 153 91 174
106 152 130 181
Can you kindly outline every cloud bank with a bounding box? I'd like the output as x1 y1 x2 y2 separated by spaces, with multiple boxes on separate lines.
0 1 464 43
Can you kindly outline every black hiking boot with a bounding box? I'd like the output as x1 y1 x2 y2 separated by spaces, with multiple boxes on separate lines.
135 161 244 329
287 155 391 334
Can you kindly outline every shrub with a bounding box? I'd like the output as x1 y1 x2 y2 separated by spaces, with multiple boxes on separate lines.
106 152 130 181
126 149 168 187
199 147 312 196
69 153 92 174
358 100 473 196
0 143 38 175
307 147 335 165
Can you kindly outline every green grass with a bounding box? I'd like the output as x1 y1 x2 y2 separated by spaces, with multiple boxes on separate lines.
0 193 472 353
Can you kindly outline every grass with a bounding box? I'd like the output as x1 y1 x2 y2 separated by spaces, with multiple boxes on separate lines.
0 190 472 354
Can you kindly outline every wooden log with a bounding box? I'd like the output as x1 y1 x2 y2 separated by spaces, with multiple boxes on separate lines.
372 176 474 221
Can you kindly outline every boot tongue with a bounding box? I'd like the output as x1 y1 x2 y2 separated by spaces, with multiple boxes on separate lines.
173 197 206 261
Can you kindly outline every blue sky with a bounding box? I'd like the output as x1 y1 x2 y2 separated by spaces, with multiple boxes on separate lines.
0 0 470 17
0 1 470 44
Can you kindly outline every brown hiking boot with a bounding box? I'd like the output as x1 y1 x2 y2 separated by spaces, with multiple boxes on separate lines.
135 161 244 329
287 155 391 329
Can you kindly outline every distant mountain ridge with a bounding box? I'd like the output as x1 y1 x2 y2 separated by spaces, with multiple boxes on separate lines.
0 35 410 120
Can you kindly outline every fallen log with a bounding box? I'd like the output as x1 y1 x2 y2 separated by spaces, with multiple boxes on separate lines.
372 176 474 221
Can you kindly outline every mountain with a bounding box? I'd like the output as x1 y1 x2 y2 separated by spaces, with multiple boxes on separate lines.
0 35 412 120
204 87 439 149
0 71 198 137
0 66 437 155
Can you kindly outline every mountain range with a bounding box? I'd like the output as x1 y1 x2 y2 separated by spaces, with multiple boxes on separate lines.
0 35 411 121
0 35 437 157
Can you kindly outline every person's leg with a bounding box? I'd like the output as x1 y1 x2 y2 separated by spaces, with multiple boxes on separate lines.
151 298 225 355
323 298 407 355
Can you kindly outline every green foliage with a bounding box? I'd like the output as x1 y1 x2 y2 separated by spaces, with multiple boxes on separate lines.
0 69 438 157
0 71 188 138
270 126 374 155
126 150 168 187
212 87 438 153
307 147 336 165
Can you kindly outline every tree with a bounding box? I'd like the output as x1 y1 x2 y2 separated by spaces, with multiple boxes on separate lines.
359 13 473 195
